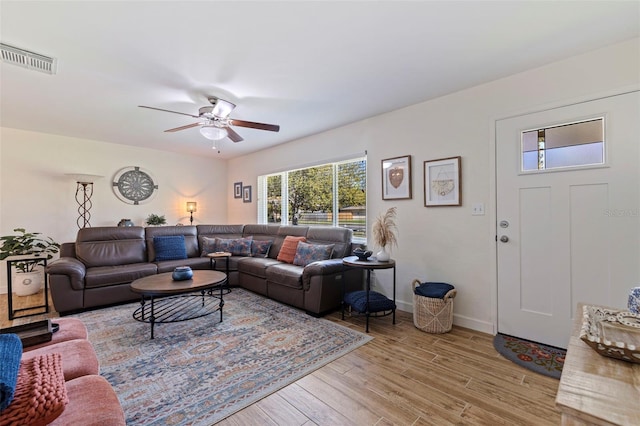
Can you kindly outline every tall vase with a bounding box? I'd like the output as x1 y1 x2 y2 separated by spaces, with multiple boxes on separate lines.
376 247 391 261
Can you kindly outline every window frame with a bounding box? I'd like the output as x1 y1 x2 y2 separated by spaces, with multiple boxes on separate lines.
258 156 367 244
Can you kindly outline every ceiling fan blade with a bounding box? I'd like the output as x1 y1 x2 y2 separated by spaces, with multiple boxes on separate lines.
226 127 244 143
139 105 200 119
164 122 201 132
230 119 280 132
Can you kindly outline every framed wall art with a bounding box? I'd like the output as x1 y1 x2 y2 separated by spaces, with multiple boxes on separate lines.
243 185 252 203
424 156 461 207
381 155 412 200
234 182 243 199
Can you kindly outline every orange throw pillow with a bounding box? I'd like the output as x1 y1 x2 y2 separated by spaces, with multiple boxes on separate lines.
0 353 69 426
277 236 307 264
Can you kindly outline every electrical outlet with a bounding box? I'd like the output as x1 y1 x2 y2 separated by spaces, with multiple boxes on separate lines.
472 203 485 216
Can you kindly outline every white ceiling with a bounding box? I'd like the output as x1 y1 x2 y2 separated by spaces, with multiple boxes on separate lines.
1 1 638 159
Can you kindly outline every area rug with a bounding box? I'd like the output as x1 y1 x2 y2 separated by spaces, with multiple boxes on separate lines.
72 289 372 425
493 333 566 379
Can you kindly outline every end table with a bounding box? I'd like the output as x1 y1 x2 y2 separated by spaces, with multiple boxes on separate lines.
342 256 396 332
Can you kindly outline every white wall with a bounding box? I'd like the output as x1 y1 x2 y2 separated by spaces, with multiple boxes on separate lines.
0 129 228 293
228 38 640 333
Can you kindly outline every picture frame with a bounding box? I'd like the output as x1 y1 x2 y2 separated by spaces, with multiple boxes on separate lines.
234 182 243 199
243 185 252 203
381 155 412 200
424 156 461 207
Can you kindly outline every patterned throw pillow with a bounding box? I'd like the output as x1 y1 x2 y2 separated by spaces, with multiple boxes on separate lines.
293 242 334 267
276 236 307 264
200 236 217 256
251 240 272 258
215 237 253 256
153 235 187 261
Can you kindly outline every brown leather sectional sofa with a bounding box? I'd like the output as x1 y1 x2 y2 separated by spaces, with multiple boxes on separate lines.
46 224 362 316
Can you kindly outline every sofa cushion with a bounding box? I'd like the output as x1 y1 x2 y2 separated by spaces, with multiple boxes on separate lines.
155 257 211 273
265 263 304 289
236 257 281 278
50 375 125 426
21 339 99 382
153 235 187 261
85 263 157 289
293 242 334 266
251 240 272 258
146 226 200 260
277 236 307 264
0 353 68 426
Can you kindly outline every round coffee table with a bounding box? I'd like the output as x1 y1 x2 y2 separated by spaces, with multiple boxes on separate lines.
130 270 226 339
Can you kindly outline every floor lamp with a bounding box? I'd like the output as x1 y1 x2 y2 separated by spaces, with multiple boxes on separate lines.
66 174 103 228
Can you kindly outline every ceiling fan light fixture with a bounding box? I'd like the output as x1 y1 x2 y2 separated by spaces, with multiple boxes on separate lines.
210 98 235 118
200 125 228 141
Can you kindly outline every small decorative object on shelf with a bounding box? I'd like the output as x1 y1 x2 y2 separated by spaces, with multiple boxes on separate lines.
352 248 372 261
172 266 193 281
372 207 397 261
628 287 640 314
146 214 167 226
117 219 134 227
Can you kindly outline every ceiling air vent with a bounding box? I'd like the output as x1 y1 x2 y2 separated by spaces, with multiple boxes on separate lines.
0 43 57 74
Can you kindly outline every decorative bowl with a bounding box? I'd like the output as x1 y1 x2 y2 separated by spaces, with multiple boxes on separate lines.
172 266 193 281
352 248 372 261
579 305 640 364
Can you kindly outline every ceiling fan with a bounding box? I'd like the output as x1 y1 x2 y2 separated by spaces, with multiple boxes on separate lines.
139 97 280 143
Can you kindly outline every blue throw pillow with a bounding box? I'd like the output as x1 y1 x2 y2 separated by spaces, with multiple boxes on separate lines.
0 333 22 411
414 282 455 299
154 235 187 261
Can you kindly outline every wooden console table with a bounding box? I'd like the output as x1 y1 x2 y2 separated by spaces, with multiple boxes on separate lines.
555 303 640 425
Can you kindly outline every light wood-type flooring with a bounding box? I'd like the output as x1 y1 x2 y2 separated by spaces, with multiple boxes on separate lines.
1 291 561 425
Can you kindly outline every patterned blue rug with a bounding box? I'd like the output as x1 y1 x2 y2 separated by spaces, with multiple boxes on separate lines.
72 289 372 425
493 333 566 379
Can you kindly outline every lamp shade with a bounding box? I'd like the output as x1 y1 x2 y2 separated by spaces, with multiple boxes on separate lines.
200 125 228 141
186 202 197 213
65 173 104 184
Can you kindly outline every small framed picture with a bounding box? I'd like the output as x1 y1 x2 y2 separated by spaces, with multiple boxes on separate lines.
243 185 252 203
234 182 243 199
424 156 461 207
382 155 412 200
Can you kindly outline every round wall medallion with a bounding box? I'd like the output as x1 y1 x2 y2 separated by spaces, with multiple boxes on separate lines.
112 166 158 205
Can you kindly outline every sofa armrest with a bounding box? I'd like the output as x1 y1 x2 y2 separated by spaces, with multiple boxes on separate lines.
46 258 86 291
303 258 346 277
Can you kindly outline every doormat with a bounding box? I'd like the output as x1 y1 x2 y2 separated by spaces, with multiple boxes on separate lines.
493 333 566 379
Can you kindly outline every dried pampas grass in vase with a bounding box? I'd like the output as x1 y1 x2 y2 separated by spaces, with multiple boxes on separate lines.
372 207 397 261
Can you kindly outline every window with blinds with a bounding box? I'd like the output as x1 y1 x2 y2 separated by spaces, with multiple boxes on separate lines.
521 117 604 172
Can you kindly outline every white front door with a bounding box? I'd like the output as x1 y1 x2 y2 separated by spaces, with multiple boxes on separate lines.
496 91 639 349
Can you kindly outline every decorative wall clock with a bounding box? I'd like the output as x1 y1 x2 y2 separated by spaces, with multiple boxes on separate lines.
112 166 158 205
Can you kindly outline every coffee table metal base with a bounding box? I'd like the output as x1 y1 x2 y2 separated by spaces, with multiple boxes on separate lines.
133 290 223 339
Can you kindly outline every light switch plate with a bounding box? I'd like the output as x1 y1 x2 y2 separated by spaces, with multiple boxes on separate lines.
472 203 485 216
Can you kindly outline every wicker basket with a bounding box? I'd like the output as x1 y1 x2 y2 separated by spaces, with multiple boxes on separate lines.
412 279 456 333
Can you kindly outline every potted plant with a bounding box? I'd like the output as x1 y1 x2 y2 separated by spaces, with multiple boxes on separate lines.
146 214 167 226
372 207 398 261
0 228 60 296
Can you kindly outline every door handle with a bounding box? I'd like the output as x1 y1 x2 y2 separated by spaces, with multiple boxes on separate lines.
500 235 509 243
